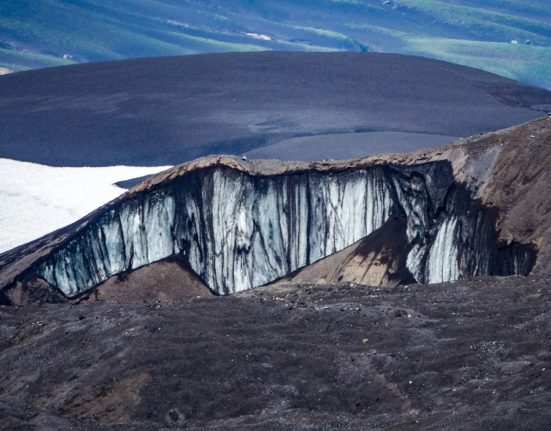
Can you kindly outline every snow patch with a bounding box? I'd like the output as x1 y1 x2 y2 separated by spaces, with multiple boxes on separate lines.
0 158 170 253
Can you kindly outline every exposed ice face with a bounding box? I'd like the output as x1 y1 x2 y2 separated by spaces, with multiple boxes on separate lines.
35 162 531 297
38 167 394 296
406 244 425 282
426 217 459 283
180 168 394 294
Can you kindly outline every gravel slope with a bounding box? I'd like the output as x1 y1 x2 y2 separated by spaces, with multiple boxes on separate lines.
1 276 551 430
1 52 550 166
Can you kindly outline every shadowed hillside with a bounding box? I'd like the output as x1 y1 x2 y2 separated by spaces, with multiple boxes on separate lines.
1 52 550 166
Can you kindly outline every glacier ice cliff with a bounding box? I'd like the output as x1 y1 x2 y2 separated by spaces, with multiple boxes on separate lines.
28 160 534 297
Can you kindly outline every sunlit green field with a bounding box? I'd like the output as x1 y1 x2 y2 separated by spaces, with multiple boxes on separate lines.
1 0 550 87
405 38 551 84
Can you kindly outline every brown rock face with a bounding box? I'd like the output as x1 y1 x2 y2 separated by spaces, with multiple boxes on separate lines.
475 118 551 272
94 258 211 304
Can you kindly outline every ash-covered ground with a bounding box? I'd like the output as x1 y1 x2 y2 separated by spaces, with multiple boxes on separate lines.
1 276 551 430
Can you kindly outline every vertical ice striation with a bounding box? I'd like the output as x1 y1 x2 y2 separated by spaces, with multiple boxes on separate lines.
202 168 395 293
40 191 178 296
307 170 392 263
34 161 533 297
37 167 397 296
426 217 459 283
406 244 426 282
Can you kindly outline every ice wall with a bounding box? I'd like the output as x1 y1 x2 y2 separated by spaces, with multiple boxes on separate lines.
36 163 533 297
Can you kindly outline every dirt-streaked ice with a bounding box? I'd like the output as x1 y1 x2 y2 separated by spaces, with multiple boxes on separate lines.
32 162 533 297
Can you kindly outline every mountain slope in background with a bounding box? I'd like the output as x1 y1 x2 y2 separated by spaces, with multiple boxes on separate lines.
1 0 550 88
1 52 550 167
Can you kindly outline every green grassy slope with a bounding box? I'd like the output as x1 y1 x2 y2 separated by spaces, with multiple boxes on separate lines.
1 0 550 88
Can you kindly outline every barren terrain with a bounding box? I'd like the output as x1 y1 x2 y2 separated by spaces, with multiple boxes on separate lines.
1 52 549 166
1 276 551 430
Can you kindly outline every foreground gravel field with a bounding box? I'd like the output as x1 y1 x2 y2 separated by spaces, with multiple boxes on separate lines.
1 276 551 430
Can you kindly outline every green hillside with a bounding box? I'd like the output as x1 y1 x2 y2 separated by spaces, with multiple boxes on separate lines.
1 0 550 88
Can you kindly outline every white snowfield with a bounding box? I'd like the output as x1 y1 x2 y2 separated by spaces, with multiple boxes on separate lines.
0 158 170 254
